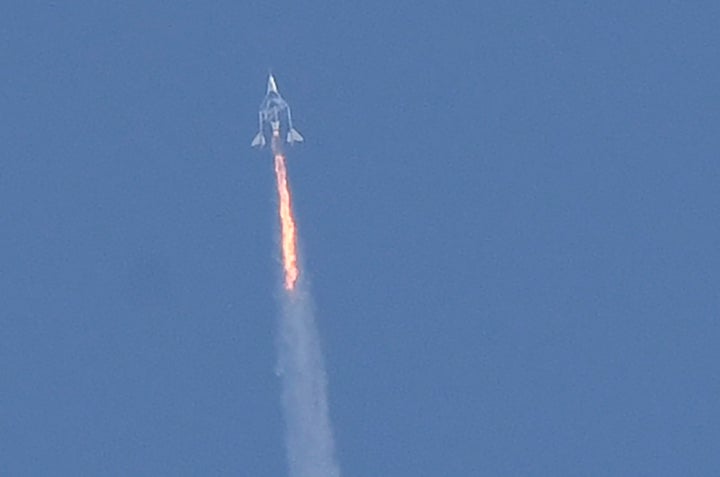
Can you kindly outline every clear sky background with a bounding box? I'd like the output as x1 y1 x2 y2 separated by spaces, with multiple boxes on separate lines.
2 1 718 475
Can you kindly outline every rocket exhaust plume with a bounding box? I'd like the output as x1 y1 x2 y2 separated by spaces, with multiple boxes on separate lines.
272 152 341 477
274 153 299 291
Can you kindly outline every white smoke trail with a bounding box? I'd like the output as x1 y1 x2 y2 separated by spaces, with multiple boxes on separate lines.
276 283 341 477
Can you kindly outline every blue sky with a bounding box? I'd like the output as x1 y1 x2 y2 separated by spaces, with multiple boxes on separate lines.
2 1 718 475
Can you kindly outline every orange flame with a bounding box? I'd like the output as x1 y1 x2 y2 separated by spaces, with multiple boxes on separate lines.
274 153 299 291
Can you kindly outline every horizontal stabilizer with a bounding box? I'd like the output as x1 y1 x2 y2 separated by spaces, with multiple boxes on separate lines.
251 132 266 148
287 128 304 144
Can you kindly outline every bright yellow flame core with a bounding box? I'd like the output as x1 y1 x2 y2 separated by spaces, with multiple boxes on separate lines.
274 153 299 291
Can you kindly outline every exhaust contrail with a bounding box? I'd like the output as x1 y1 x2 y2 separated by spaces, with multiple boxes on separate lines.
252 74 340 477
273 153 340 477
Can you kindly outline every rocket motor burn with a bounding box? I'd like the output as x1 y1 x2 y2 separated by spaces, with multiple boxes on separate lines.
251 74 303 291
274 153 299 291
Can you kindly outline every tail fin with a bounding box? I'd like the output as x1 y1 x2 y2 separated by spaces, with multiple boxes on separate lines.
251 132 266 148
286 128 304 144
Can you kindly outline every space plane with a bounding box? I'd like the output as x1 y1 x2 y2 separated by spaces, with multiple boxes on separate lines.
251 74 304 151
